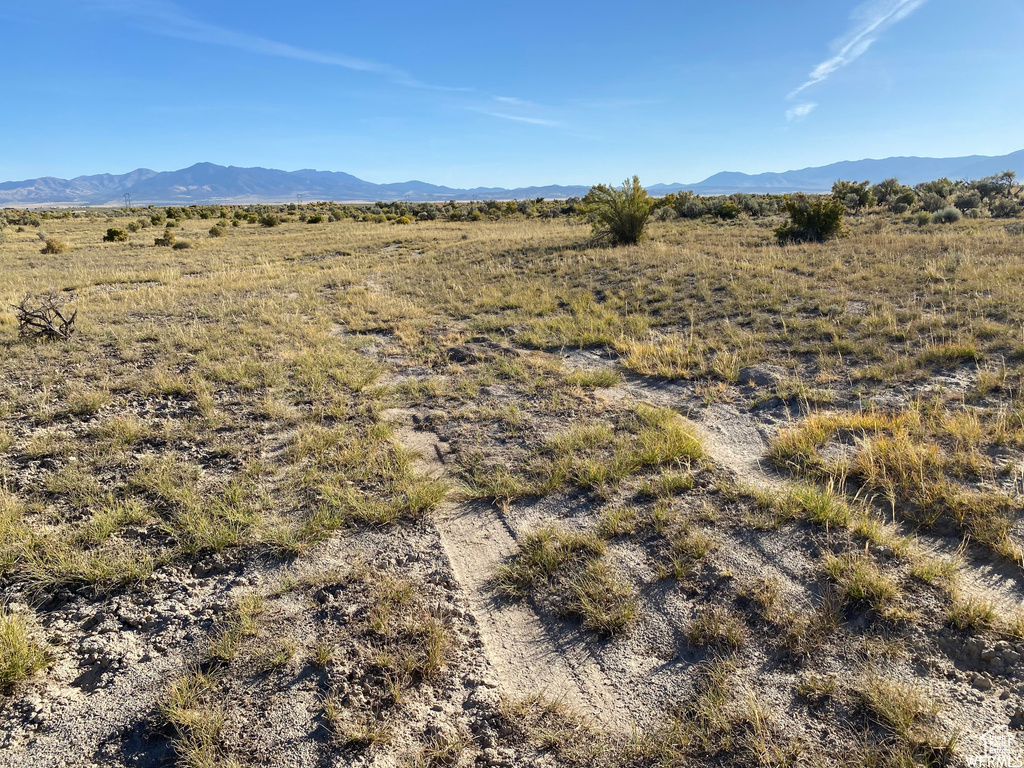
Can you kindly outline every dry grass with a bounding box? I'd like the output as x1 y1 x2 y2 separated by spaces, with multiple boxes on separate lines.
157 667 238 768
3 210 1024 766
769 406 1023 562
0 608 51 692
686 606 746 651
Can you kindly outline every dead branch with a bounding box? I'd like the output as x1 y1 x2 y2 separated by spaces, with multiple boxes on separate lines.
12 293 77 341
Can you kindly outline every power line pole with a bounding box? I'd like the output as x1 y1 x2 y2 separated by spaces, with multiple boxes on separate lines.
123 193 131 210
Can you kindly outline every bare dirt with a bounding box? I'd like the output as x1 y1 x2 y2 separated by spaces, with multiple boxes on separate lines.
4 331 1024 767
383 407 633 731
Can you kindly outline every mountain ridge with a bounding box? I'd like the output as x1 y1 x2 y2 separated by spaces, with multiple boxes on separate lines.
3 150 1022 206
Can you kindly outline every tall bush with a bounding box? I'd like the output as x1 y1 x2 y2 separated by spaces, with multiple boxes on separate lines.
583 176 653 245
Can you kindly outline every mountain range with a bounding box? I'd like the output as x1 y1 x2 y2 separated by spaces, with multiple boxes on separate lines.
3 150 1022 206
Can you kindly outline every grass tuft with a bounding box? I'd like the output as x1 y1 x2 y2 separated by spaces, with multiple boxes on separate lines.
0 609 51 692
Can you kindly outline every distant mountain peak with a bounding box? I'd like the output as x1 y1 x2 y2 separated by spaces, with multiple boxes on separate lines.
2 150 1022 206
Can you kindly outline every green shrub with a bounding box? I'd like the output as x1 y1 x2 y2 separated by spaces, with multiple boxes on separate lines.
919 191 947 213
172 241 193 250
912 211 932 227
40 238 68 254
917 178 955 198
394 216 412 225
209 224 225 237
714 199 741 219
1006 222 1024 236
259 214 281 228
933 207 962 224
680 199 707 218
954 190 982 212
832 179 875 209
776 194 847 243
154 228 176 247
307 213 325 224
126 221 141 233
103 227 129 242
991 198 1021 218
871 178 917 213
583 175 653 245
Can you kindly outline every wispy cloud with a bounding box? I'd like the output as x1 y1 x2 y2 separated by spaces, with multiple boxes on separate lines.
786 102 817 121
89 0 437 88
476 110 564 128
573 97 664 110
788 0 928 107
88 0 568 130
494 96 535 107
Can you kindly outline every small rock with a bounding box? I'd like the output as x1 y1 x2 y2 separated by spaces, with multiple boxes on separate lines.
973 673 993 691
965 638 985 656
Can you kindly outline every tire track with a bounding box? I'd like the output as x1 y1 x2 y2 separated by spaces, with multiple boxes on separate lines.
383 408 634 732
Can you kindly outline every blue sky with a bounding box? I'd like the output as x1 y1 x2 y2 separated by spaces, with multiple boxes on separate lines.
3 0 1022 187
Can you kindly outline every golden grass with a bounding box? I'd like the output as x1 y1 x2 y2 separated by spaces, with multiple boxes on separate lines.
769 405 1023 563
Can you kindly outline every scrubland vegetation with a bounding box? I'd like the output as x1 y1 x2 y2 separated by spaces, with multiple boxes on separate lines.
1 170 1023 767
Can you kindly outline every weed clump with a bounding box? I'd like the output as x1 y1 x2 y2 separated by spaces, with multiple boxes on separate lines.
102 227 129 242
